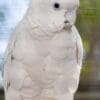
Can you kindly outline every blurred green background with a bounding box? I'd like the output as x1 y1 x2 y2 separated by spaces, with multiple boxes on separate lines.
76 0 100 99
0 0 100 100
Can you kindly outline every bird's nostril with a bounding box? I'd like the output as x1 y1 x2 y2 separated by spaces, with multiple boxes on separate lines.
64 20 69 23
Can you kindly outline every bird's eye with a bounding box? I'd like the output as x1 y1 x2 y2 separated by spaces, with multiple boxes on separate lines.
54 3 60 9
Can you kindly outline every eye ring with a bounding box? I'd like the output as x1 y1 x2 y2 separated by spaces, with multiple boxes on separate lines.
54 3 60 9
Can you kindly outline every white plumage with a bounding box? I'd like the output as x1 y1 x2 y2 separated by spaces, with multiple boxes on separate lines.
3 0 83 100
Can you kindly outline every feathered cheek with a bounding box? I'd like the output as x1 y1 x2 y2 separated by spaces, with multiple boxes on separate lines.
47 17 65 32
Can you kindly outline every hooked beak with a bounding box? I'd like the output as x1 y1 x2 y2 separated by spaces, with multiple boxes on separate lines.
63 20 73 30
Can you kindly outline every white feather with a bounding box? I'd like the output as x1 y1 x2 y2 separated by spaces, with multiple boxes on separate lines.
3 0 83 100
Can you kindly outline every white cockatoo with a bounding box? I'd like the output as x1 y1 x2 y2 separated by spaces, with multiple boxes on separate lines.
3 0 83 100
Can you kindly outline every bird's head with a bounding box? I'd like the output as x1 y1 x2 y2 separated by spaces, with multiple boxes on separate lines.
28 0 79 33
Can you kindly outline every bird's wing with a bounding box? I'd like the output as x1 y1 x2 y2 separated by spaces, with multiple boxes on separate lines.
72 26 83 66
3 32 18 92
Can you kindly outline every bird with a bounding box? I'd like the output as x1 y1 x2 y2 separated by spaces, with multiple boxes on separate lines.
3 0 83 100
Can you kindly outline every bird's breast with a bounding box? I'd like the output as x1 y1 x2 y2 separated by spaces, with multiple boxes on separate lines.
13 31 77 74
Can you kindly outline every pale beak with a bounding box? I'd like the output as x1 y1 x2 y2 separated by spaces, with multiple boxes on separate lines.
64 20 73 30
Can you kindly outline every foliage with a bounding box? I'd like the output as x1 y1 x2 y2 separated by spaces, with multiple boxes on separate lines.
76 0 100 77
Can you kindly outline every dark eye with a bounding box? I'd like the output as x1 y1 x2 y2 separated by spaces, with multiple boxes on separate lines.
54 3 60 9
